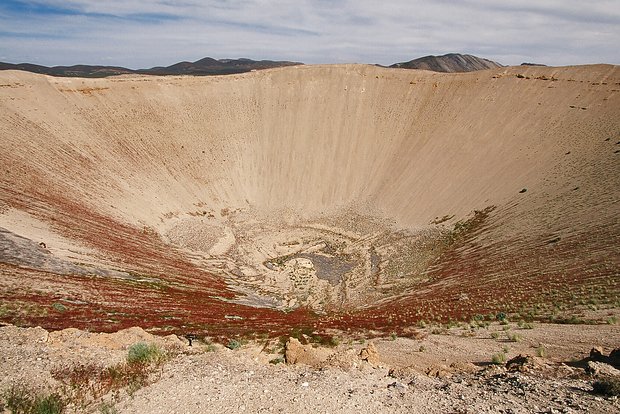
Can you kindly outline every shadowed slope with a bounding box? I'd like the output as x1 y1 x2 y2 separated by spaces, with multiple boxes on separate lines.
0 64 618 335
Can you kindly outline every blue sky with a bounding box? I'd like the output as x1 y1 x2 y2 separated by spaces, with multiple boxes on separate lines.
1 0 618 68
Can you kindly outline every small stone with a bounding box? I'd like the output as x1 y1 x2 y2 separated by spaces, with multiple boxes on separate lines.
387 381 408 392
301 382 309 387
426 365 451 379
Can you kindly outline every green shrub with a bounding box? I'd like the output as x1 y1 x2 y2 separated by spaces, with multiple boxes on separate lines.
52 343 171 406
35 395 65 414
517 320 533 329
226 339 242 350
51 303 66 313
126 343 164 365
490 332 500 339
4 386 65 414
269 357 284 365
98 403 118 414
491 352 507 365
536 346 546 358
506 332 522 342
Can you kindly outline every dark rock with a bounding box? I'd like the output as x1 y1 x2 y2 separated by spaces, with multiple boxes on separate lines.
590 347 605 361
506 354 536 372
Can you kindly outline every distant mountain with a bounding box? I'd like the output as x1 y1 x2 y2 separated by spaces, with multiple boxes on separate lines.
390 53 502 73
0 57 302 78
140 57 302 76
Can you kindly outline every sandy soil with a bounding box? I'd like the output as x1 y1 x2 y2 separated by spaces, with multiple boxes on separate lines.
1 320 619 413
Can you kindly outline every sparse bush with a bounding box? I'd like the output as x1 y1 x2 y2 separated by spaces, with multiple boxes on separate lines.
126 342 164 365
490 332 500 339
327 336 340 347
536 346 546 358
269 357 284 365
226 339 242 350
593 376 620 396
607 316 618 325
4 385 65 414
491 352 507 365
51 342 172 407
390 332 397 341
98 403 118 414
507 332 522 342
517 320 533 329
51 303 67 313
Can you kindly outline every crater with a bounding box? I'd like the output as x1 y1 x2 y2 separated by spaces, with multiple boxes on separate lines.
0 64 618 335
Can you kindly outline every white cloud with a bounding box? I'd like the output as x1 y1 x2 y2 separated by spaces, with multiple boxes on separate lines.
1 0 618 67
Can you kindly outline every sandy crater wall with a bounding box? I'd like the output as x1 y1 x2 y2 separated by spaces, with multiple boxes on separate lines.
0 64 618 330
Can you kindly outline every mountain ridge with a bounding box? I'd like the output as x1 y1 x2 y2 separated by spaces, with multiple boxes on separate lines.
0 57 302 78
0 53 508 77
390 53 502 72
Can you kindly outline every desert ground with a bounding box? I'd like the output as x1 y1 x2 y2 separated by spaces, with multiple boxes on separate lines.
0 63 619 411
1 317 620 413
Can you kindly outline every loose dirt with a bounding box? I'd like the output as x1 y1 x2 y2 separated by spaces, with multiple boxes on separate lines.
1 320 620 413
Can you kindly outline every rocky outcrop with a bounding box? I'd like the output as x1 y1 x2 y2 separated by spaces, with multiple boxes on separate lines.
359 342 380 365
284 337 322 365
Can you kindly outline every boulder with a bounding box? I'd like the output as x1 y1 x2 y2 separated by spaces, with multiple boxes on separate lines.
586 361 620 377
506 354 537 372
359 342 380 365
284 337 321 366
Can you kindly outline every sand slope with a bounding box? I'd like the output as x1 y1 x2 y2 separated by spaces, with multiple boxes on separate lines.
0 64 618 333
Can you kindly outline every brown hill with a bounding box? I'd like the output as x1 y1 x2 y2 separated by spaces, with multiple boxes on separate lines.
0 57 301 77
390 53 502 72
139 57 302 76
0 64 618 337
